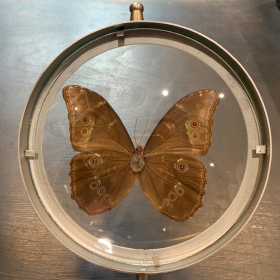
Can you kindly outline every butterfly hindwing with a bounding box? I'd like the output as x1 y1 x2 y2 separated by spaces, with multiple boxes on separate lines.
70 151 136 215
138 154 206 222
144 90 220 158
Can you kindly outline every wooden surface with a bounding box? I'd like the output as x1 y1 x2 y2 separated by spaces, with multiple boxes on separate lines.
1 0 280 279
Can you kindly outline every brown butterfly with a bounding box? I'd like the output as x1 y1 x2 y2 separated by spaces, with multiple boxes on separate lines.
63 86 220 222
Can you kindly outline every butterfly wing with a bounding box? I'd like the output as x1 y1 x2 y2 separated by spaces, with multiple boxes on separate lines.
138 154 206 222
70 151 136 214
63 85 134 155
140 90 220 222
63 86 136 214
144 90 220 158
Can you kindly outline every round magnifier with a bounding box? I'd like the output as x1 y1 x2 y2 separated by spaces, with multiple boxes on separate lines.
19 3 271 277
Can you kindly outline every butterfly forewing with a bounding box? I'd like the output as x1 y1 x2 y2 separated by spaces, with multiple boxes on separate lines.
63 86 136 215
144 90 220 158
63 86 134 155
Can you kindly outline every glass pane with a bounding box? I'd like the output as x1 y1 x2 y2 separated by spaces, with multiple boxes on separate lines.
43 44 247 249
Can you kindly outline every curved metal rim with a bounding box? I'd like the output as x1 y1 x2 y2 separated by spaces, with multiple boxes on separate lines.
18 20 271 274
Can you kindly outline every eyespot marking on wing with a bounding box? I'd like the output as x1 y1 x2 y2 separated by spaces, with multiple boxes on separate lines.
191 132 199 140
81 128 88 135
169 192 177 201
190 120 200 129
175 161 188 172
89 157 100 166
164 199 170 206
175 185 184 196
81 116 91 125
97 187 105 196
90 181 99 190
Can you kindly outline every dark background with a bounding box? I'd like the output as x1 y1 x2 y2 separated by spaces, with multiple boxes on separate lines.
0 0 280 279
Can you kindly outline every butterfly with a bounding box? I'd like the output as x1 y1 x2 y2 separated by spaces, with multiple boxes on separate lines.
63 86 220 223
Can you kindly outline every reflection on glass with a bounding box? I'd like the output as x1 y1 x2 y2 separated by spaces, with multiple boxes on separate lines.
98 238 113 254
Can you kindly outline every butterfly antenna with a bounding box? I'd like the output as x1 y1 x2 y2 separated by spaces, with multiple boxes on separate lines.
139 118 148 146
134 117 139 146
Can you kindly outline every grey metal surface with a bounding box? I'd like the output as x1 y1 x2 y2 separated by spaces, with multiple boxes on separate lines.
1 0 280 279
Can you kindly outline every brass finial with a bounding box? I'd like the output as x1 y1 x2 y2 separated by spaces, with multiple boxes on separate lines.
130 2 144 21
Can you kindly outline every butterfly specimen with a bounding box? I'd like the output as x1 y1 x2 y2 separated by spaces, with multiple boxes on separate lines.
63 86 220 222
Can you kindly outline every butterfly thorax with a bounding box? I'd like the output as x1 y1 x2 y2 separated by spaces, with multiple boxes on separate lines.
130 145 145 173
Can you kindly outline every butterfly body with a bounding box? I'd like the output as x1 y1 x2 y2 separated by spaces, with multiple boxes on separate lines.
63 86 220 222
130 146 145 173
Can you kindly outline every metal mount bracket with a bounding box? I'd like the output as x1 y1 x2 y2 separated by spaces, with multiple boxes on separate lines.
256 145 267 154
25 150 37 158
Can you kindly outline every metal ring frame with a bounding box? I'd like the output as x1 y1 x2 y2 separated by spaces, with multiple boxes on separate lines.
18 21 271 274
